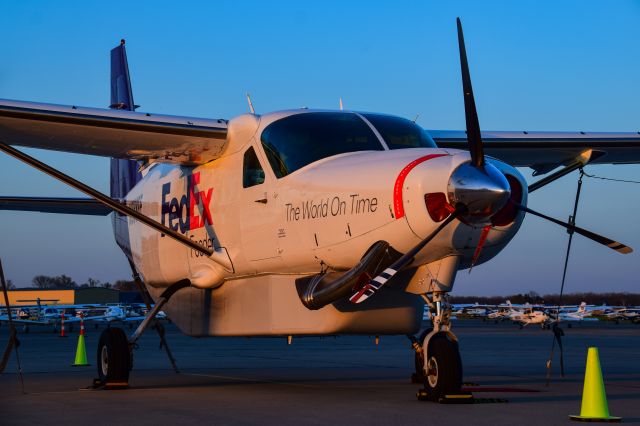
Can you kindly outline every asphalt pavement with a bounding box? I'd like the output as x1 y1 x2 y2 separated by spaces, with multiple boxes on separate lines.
1 319 638 425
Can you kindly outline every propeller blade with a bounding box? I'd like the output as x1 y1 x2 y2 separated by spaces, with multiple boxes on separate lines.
456 17 484 168
515 204 633 254
350 205 467 304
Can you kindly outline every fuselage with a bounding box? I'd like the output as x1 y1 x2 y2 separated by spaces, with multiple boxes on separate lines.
114 109 528 291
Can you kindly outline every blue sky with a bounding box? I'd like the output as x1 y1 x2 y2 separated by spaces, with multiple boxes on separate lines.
0 1 638 295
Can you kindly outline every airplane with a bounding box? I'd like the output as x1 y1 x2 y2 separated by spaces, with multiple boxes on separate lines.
89 305 147 325
0 20 638 398
510 307 550 328
557 302 595 322
0 303 92 332
605 307 640 323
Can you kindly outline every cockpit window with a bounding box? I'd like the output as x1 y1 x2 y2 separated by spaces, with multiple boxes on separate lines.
261 112 384 178
362 113 437 149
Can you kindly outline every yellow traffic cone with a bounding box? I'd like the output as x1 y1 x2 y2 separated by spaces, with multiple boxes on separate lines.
72 316 90 367
570 347 620 422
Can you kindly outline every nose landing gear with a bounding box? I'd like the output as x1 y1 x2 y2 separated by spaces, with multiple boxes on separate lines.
412 292 463 400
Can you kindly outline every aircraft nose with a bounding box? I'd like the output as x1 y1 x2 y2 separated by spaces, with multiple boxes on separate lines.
447 162 511 222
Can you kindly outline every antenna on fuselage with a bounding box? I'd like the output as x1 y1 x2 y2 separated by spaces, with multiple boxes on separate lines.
413 114 420 123
339 98 344 111
246 93 255 114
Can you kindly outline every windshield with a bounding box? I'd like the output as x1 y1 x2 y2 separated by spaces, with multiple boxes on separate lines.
261 112 384 178
362 113 437 149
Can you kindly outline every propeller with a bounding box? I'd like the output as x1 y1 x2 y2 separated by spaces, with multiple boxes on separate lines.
350 204 467 303
514 203 632 254
350 18 631 308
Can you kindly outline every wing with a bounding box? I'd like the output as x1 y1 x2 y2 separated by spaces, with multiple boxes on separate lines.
430 130 640 175
0 196 111 215
0 99 228 165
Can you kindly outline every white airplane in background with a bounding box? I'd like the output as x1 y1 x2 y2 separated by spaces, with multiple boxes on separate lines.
606 308 640 322
558 302 594 322
512 309 549 328
0 303 101 331
0 20 638 398
499 301 548 327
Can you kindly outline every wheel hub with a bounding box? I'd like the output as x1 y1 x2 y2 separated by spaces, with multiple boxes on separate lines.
100 346 109 376
426 356 439 388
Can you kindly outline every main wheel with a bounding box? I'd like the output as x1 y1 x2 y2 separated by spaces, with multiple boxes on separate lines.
97 327 131 384
423 333 462 398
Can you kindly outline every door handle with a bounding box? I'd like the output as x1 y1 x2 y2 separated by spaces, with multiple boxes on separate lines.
255 198 268 204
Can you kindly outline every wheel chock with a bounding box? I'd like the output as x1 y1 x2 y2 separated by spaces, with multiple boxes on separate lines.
86 378 129 390
417 388 507 404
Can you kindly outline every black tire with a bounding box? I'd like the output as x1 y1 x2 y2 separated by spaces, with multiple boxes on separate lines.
423 334 462 398
413 328 433 383
97 327 131 384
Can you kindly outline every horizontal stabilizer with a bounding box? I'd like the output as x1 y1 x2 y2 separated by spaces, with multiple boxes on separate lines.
0 196 111 216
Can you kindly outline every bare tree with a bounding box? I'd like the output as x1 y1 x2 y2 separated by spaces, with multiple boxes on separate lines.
32 275 77 289
80 277 101 288
113 280 136 291
32 275 55 289
53 275 77 289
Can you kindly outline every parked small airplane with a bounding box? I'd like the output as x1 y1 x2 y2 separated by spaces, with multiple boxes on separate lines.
0 20 638 397
512 308 549 328
557 302 594 322
606 307 640 322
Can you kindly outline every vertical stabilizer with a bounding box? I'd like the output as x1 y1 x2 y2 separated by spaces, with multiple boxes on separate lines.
109 40 142 261
110 39 137 111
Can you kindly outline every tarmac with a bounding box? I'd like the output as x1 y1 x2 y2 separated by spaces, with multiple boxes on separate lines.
1 319 638 425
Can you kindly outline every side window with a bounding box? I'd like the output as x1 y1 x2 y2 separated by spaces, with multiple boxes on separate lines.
243 147 266 188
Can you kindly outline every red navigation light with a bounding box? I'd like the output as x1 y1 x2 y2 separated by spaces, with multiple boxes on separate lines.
424 192 455 222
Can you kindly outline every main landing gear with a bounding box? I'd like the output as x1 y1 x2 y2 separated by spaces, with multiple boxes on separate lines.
411 292 463 400
95 279 189 388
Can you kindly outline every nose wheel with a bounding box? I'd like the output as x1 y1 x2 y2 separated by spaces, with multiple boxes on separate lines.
423 334 462 397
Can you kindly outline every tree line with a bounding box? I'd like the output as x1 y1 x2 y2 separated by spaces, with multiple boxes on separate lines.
451 291 640 306
25 275 137 291
7 278 639 305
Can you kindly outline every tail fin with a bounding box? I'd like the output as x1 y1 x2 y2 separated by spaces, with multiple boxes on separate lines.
110 39 137 111
109 39 142 200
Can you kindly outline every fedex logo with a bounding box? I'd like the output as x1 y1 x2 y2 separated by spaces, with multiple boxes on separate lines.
161 172 213 236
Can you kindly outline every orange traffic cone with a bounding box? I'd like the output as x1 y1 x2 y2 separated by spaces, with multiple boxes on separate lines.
72 314 89 367
570 347 620 422
59 311 67 337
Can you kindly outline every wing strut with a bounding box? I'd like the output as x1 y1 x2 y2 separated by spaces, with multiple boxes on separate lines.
0 141 231 264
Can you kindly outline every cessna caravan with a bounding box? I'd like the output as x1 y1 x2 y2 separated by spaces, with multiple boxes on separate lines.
0 20 638 398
